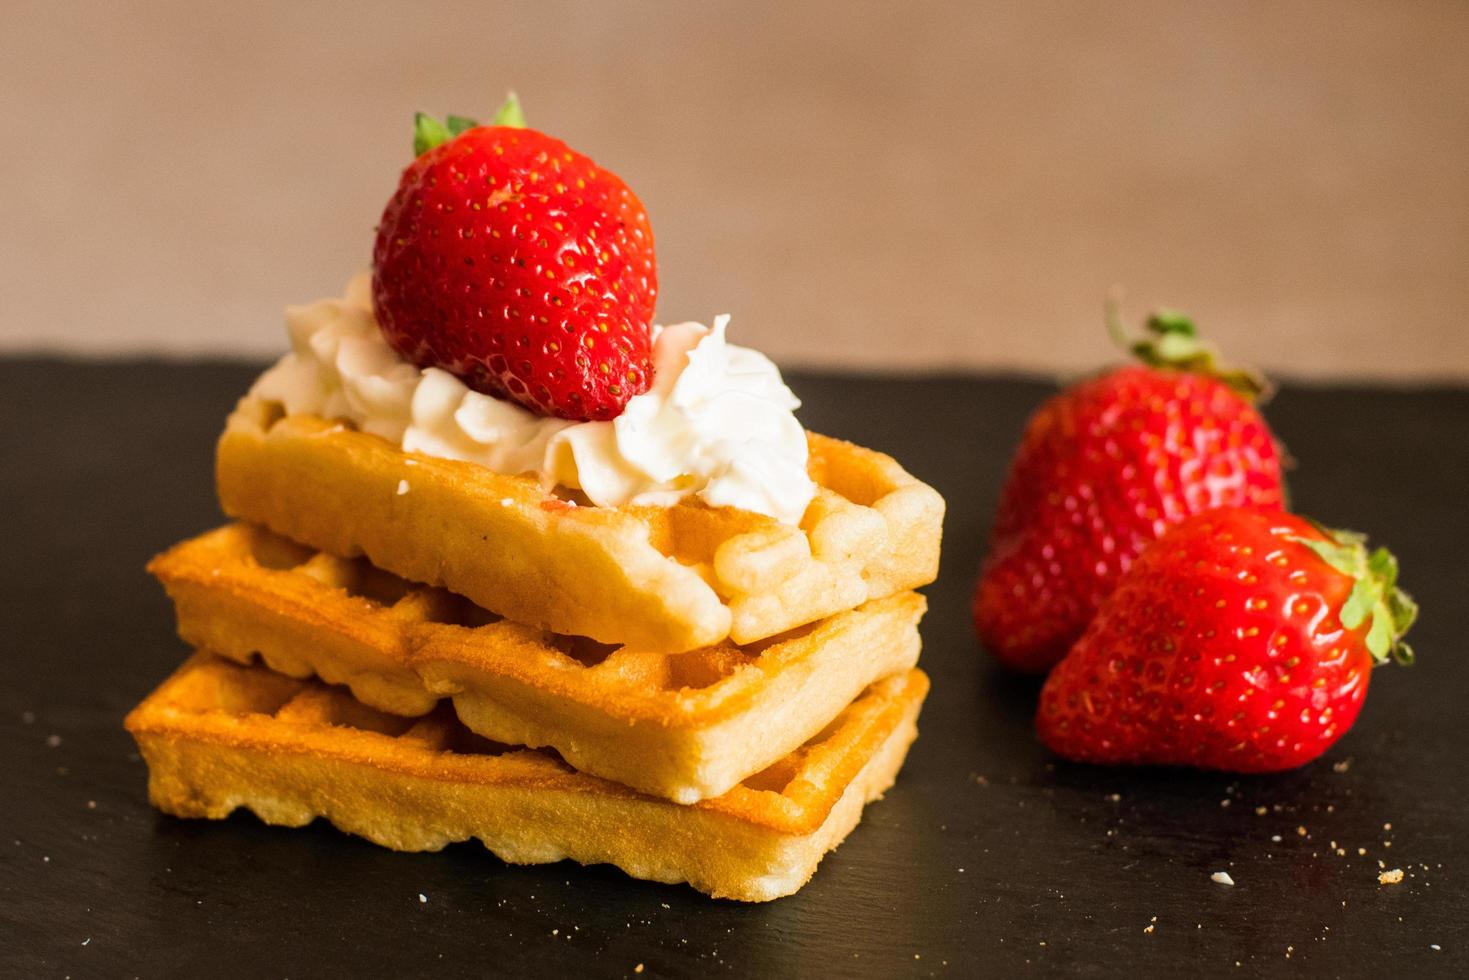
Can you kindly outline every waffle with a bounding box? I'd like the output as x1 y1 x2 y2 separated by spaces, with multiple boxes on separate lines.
150 523 926 802
217 395 944 652
125 654 928 902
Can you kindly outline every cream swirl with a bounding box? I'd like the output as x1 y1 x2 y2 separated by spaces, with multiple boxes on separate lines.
249 274 816 524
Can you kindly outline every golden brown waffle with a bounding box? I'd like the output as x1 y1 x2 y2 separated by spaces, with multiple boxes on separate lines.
217 396 944 652
125 654 928 902
151 523 926 802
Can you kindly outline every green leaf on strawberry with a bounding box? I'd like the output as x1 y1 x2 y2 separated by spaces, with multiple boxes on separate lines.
1105 297 1272 402
1290 527 1417 665
491 92 526 128
445 114 479 136
413 112 455 156
412 94 526 157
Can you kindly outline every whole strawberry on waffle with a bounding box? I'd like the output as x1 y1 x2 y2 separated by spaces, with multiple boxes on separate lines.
974 308 1285 673
373 98 657 420
127 94 944 902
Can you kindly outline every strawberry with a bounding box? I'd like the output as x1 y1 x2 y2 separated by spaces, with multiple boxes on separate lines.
1037 507 1416 772
973 309 1286 672
372 95 657 421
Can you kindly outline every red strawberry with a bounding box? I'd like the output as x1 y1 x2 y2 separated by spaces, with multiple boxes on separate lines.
1037 507 1416 772
372 96 657 421
974 310 1286 672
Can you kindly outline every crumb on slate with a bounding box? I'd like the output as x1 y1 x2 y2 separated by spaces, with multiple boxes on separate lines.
1379 869 1404 885
1211 871 1235 886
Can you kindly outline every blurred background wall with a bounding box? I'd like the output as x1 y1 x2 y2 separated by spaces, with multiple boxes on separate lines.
2 0 1466 379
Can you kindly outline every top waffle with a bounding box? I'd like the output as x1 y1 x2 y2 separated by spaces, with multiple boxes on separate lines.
218 395 944 652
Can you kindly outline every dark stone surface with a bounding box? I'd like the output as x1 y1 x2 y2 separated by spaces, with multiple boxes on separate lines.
1 358 1465 977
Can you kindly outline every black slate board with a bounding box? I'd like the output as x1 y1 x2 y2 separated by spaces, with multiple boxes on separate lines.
1 359 1466 978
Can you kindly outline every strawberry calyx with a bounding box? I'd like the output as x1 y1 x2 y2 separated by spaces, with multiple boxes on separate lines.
1290 523 1418 666
1105 297 1271 402
412 93 526 156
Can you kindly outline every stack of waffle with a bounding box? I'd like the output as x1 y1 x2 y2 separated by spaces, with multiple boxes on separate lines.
126 393 945 901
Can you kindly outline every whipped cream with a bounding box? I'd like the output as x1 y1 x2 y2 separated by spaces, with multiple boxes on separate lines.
250 274 816 524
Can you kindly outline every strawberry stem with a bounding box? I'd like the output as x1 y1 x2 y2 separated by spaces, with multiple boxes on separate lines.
1104 294 1272 403
1291 524 1417 666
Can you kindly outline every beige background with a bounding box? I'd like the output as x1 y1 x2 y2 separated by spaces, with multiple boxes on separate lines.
2 0 1467 379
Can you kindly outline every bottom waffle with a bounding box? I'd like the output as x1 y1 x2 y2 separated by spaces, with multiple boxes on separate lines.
125 654 929 902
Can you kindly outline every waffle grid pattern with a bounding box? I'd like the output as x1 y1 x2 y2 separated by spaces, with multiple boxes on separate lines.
125 654 929 900
152 523 925 801
217 397 944 651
